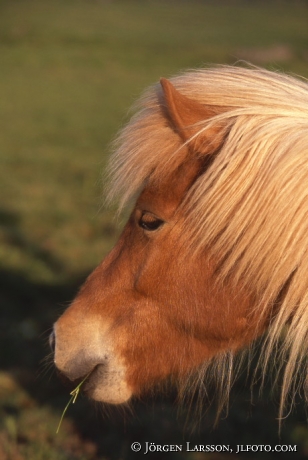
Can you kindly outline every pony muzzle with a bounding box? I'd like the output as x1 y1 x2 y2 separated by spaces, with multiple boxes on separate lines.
50 326 132 405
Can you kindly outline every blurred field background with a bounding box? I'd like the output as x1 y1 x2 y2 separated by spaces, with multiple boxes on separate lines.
0 0 308 458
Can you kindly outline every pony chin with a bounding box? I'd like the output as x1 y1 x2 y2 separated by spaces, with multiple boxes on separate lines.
84 363 133 404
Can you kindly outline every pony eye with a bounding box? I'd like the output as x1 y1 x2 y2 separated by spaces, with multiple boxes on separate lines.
139 213 164 231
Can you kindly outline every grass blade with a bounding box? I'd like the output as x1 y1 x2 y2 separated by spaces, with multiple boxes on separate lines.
56 372 91 434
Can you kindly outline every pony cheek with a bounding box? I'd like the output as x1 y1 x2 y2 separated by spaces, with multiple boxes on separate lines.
113 315 201 395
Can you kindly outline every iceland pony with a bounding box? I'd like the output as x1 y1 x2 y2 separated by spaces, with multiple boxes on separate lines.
51 66 308 419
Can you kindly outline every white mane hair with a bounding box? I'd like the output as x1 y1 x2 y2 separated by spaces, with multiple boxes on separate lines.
107 65 308 419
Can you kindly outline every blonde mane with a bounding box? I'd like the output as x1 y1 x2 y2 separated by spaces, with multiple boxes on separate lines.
107 65 308 419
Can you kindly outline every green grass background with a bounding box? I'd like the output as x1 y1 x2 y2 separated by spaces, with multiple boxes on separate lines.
1 0 308 458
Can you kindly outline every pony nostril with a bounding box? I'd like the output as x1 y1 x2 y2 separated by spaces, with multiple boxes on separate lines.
49 330 55 353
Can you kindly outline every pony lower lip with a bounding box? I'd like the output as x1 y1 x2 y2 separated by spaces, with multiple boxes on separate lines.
82 365 101 393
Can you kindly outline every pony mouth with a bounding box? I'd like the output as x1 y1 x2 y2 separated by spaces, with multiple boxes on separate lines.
55 352 132 404
56 365 99 395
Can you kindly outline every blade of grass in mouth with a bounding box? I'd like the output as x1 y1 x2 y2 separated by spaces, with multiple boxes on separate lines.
56 372 91 434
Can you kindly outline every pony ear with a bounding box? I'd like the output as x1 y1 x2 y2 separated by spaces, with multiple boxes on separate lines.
160 77 226 154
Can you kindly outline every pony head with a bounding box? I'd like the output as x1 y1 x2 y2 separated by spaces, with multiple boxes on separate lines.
51 66 308 417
